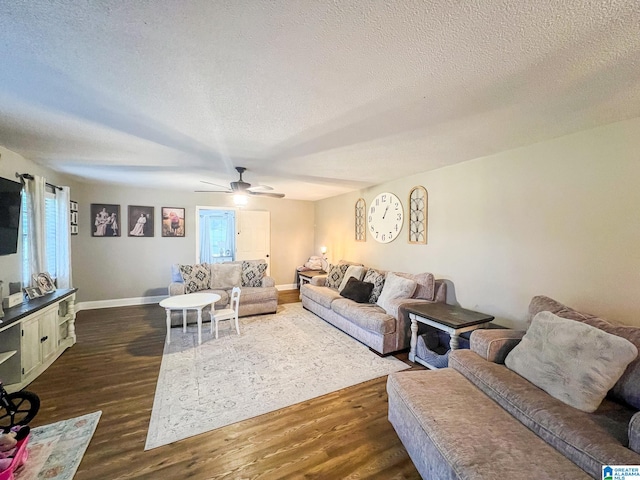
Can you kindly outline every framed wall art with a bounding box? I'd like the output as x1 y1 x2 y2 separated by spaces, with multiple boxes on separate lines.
70 200 78 235
408 186 428 244
162 207 185 237
128 205 155 237
91 204 120 237
355 198 366 242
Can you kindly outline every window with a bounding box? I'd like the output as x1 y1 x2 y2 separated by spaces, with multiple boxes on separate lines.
22 187 58 285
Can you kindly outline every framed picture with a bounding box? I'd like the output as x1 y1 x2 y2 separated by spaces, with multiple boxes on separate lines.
70 200 78 236
408 186 428 244
128 205 154 237
91 204 121 237
33 272 55 293
24 287 43 300
161 207 185 237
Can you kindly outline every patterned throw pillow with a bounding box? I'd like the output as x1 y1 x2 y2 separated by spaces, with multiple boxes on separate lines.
178 264 211 293
242 261 268 287
363 269 385 303
326 264 350 290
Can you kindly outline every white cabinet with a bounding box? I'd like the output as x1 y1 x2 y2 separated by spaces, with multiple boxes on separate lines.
0 289 76 393
20 304 59 379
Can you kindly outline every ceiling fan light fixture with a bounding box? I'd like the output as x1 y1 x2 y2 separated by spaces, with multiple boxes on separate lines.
233 194 248 206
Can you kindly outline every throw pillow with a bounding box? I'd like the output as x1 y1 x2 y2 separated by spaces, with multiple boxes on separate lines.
210 263 242 289
178 264 211 293
363 269 385 303
338 265 366 292
326 264 350 290
241 260 268 287
339 277 374 304
170 263 183 283
505 311 638 413
395 272 435 300
376 272 417 314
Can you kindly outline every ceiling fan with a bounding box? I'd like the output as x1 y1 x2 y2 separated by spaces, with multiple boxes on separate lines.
196 167 285 198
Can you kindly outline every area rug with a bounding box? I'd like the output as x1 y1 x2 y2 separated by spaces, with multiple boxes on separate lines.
145 303 408 449
16 411 101 480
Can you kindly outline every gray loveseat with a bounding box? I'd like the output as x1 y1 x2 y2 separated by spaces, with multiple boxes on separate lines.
168 259 278 326
388 295 640 479
300 261 446 355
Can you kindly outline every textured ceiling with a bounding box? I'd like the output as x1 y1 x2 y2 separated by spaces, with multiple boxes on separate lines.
0 1 639 200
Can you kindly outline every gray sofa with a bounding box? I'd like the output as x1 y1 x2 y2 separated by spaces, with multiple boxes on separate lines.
168 260 278 326
387 296 640 479
300 262 446 355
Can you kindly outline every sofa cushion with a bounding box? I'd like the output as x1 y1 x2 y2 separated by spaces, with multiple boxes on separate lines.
338 265 366 291
326 264 350 290
450 349 640 478
363 268 385 304
178 264 211 293
238 286 277 304
210 263 242 288
339 277 374 304
396 272 435 301
331 298 395 335
301 284 342 309
241 260 268 287
376 272 417 314
505 311 637 412
529 295 640 410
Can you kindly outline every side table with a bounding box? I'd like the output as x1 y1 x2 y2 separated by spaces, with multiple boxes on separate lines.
404 302 494 368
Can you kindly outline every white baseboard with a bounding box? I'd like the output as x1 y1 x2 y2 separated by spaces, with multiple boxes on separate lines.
75 285 298 312
76 295 165 312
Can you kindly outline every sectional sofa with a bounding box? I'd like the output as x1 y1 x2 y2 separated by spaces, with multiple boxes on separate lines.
388 296 640 478
300 261 446 355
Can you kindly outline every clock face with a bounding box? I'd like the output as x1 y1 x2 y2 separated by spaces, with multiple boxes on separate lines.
368 192 403 243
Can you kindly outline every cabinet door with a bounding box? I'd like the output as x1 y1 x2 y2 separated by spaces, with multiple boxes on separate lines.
40 307 59 363
21 317 41 378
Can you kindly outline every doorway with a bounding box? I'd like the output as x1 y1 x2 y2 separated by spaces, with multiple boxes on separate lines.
196 207 236 264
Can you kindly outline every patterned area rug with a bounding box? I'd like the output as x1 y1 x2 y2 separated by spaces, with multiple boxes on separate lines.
145 303 408 450
16 411 101 480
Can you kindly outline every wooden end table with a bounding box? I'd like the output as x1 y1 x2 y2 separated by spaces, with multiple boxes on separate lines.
404 302 494 366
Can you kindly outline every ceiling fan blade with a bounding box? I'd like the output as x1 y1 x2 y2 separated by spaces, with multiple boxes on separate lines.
200 180 231 190
194 190 233 193
247 184 274 191
249 191 285 198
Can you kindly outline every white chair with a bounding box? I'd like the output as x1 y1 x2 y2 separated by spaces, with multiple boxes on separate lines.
211 287 241 339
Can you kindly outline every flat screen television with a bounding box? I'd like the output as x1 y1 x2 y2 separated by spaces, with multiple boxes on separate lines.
0 176 23 256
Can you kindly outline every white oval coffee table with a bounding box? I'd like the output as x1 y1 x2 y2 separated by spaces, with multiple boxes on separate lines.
159 292 221 345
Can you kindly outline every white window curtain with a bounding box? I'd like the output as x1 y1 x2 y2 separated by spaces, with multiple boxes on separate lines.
23 175 46 287
22 175 72 289
55 186 72 288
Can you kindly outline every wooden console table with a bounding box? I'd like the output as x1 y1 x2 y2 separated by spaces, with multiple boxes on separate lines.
0 288 77 393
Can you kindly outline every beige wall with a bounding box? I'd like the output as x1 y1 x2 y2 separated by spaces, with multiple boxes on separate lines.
72 183 315 302
0 146 81 290
315 117 640 329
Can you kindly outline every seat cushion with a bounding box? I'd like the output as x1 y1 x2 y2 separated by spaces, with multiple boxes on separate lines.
301 284 342 309
331 298 395 335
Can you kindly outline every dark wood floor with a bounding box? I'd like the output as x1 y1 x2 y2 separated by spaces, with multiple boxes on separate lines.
26 290 424 479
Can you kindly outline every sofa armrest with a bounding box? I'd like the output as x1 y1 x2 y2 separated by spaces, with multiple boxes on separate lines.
310 275 327 286
470 329 526 364
630 411 640 454
168 282 186 296
262 276 275 288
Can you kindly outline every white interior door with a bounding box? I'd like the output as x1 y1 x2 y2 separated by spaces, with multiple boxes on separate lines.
236 210 271 274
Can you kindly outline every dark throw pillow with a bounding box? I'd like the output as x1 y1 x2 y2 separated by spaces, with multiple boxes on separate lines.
339 277 374 304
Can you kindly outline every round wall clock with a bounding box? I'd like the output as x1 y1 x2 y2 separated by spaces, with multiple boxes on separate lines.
368 192 403 243
355 198 366 242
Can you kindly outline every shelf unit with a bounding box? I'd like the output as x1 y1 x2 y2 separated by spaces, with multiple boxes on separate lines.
0 288 77 393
